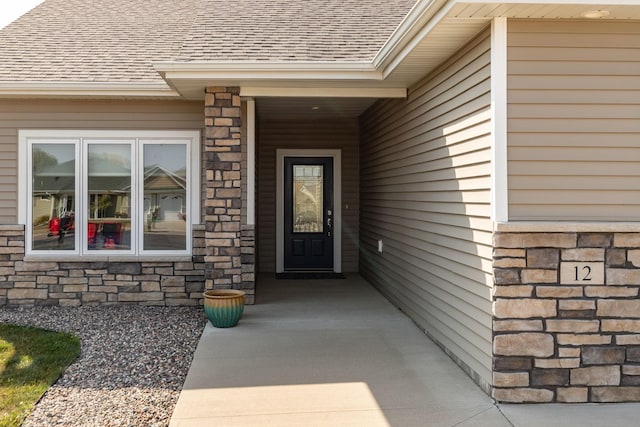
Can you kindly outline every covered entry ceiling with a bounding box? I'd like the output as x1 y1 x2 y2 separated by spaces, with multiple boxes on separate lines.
255 97 378 119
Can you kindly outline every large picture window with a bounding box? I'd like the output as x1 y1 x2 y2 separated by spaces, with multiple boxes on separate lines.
21 131 200 256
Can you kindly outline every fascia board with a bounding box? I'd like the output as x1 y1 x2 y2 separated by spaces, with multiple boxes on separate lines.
154 61 377 72
154 61 383 81
0 82 180 97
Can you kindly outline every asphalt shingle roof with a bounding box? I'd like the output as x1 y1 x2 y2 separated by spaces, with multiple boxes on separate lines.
177 0 416 62
0 0 198 83
0 0 416 84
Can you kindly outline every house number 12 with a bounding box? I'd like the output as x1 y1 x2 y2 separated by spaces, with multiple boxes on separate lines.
574 265 592 281
561 262 603 285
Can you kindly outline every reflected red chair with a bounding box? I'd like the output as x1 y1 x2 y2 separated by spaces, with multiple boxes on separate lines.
88 223 97 248
48 217 60 236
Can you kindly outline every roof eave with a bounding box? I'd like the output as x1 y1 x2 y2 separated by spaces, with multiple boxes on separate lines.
154 61 383 81
373 0 452 74
375 0 640 83
8 1 640 100
151 2 459 95
153 61 411 99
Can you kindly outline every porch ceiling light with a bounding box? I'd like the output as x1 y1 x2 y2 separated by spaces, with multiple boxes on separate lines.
580 10 610 19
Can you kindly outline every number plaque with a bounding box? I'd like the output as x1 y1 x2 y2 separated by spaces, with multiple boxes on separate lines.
560 262 604 285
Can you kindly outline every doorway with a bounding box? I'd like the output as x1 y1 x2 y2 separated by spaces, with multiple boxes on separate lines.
276 149 342 273
283 156 333 270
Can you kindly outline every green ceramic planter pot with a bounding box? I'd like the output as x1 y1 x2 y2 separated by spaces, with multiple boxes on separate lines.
203 289 245 328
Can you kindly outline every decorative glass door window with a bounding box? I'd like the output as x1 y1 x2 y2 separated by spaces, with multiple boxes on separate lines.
23 131 198 256
292 165 323 233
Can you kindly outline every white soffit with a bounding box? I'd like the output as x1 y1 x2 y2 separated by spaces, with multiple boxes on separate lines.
451 1 640 19
255 97 379 118
381 17 491 85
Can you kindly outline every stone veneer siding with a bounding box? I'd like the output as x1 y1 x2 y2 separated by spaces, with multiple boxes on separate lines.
203 87 255 304
493 225 640 403
0 225 206 306
240 225 255 304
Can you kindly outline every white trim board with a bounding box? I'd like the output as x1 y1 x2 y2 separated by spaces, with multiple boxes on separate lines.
0 82 179 98
276 149 342 273
240 87 407 98
490 17 508 223
246 98 256 225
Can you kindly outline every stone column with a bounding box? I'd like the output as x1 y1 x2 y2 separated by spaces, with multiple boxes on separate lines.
203 87 244 293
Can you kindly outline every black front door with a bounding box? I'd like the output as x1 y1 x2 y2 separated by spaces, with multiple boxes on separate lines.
284 157 333 270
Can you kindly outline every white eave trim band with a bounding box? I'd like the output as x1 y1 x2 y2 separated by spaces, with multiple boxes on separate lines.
240 87 407 98
0 82 180 97
155 61 378 72
154 61 384 81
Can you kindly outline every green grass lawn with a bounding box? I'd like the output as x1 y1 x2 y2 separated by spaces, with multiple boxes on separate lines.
0 324 80 427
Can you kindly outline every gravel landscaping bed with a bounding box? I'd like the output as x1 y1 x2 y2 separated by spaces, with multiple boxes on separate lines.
0 306 206 427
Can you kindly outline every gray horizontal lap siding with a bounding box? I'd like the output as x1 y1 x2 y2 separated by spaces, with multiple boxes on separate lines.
0 99 204 224
507 20 640 220
359 29 493 389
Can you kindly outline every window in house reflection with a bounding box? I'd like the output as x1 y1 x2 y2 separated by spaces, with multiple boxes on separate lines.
87 144 132 251
143 144 187 251
31 144 76 251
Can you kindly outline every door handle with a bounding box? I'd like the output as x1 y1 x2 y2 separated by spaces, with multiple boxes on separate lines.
327 217 332 228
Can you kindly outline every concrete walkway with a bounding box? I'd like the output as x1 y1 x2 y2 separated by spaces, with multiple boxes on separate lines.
170 274 640 426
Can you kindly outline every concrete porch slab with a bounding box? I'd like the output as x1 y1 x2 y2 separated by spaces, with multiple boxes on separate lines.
170 274 503 426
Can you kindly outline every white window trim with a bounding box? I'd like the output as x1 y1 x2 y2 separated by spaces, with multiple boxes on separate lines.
19 130 201 258
275 149 342 273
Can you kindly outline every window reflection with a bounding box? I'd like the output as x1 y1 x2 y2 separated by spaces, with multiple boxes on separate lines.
31 144 76 250
293 165 323 233
87 144 131 251
143 144 187 250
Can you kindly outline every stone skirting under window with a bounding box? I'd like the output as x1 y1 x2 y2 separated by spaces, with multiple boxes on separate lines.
493 224 640 403
0 225 207 306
